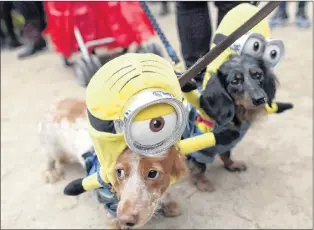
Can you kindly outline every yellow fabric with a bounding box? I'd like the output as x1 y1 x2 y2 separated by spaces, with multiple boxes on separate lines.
182 3 278 137
82 172 102 190
203 3 271 90
133 104 175 121
179 133 216 155
82 53 224 192
86 54 182 121
84 53 186 191
265 102 278 114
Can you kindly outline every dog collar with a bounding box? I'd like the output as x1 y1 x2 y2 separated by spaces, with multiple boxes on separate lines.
196 115 214 127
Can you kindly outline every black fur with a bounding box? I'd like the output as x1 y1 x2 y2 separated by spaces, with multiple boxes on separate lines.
257 59 279 106
201 54 278 126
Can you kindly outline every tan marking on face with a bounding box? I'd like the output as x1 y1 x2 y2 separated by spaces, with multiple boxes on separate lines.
53 98 86 123
114 146 188 228
235 72 243 80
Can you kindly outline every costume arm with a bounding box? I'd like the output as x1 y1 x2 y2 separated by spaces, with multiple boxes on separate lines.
179 133 216 155
265 102 278 114
64 168 106 196
183 90 202 111
82 172 102 190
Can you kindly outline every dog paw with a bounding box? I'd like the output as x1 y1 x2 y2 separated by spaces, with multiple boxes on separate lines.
44 169 64 183
224 161 247 172
192 173 215 192
162 201 181 217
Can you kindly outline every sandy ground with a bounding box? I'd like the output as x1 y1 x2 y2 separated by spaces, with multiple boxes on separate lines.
1 2 313 229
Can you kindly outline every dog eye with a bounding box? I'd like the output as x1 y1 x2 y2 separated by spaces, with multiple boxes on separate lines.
147 170 160 180
116 169 125 179
250 68 263 80
256 73 262 80
231 79 239 85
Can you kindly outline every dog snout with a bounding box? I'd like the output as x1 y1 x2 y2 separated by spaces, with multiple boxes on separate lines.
117 200 140 227
244 77 267 106
252 96 267 106
117 213 139 227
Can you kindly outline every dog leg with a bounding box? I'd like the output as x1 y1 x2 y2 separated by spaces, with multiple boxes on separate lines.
160 193 181 217
44 159 58 183
187 156 215 192
219 151 247 172
54 156 65 178
44 155 65 183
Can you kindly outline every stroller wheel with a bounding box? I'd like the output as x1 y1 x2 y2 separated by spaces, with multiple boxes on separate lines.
88 54 102 72
73 58 91 87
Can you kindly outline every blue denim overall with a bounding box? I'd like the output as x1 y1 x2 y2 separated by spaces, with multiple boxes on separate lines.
84 152 118 217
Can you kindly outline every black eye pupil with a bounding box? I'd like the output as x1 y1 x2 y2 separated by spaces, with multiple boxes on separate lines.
148 170 157 178
150 117 165 132
270 50 277 59
153 120 161 128
253 42 259 51
117 169 122 177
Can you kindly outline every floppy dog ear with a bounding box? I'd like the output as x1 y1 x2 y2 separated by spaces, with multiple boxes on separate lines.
260 61 279 106
170 147 188 181
200 71 235 126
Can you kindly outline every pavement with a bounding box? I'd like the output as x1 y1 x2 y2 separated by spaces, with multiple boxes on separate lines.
1 2 313 229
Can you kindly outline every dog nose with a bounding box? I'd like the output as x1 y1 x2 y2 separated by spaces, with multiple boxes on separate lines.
252 97 266 106
117 214 138 227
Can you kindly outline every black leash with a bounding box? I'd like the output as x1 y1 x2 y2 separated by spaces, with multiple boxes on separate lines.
139 1 281 86
178 1 281 87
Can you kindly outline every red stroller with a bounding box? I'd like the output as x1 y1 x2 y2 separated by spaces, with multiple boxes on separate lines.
44 1 161 86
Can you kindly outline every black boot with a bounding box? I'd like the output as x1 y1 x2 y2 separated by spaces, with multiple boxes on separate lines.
7 35 22 49
159 2 170 16
18 21 47 59
18 37 46 59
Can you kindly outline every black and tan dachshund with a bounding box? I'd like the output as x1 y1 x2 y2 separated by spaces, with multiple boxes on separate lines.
182 54 293 192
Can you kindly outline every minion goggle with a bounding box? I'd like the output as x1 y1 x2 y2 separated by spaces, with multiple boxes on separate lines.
230 32 285 68
89 89 187 157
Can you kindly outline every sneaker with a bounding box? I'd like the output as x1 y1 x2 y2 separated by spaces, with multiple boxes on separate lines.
296 10 311 28
269 10 289 28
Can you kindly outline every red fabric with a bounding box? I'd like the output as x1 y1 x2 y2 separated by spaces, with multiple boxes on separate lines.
196 115 215 128
44 1 155 58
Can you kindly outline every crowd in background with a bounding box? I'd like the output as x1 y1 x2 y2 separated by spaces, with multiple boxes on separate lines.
0 1 311 65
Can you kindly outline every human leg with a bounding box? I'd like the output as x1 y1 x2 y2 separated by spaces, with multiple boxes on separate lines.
13 1 47 59
296 1 311 28
175 1 212 82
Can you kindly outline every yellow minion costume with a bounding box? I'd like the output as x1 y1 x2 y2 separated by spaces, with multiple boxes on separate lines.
64 53 223 215
184 3 288 135
181 3 293 165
